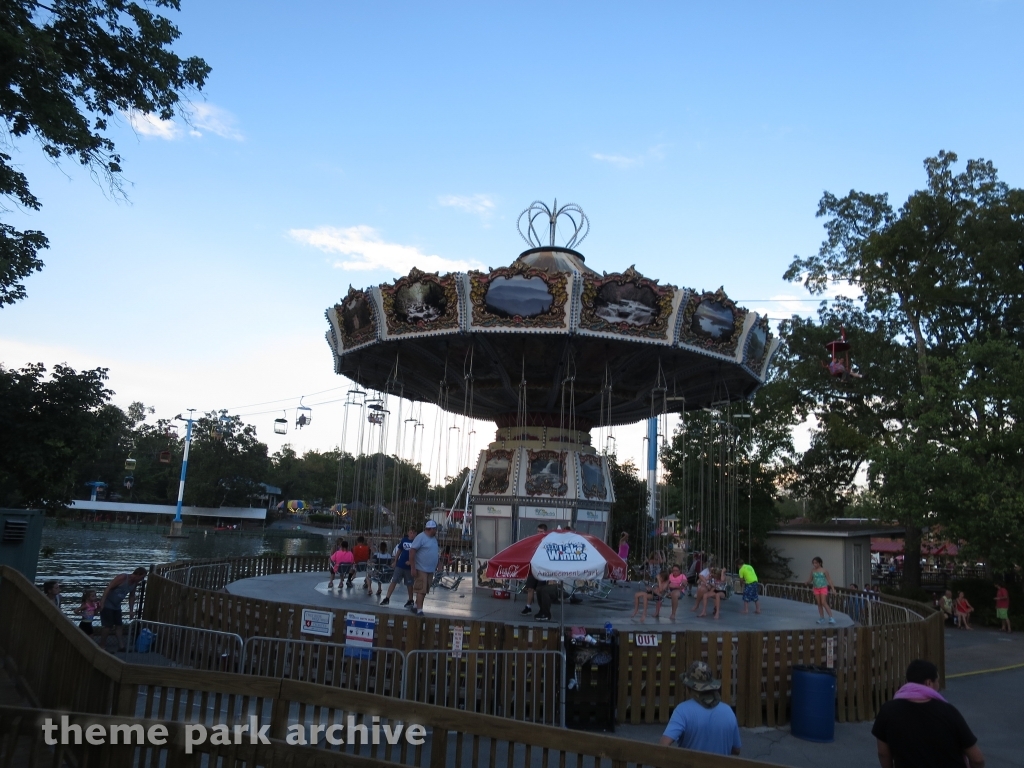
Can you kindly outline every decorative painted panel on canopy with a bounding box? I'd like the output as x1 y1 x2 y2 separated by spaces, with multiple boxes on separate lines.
743 314 782 379
330 287 380 353
576 453 612 501
676 288 748 359
467 263 573 333
473 448 518 496
379 268 461 339
520 449 573 498
578 267 683 344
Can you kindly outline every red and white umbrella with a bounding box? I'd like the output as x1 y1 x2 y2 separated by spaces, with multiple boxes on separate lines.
485 530 627 581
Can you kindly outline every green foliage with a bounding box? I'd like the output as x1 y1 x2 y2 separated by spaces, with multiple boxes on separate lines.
0 0 209 305
778 151 1024 583
0 362 113 509
72 401 181 503
608 456 647 552
660 397 797 575
268 446 434 532
183 413 270 508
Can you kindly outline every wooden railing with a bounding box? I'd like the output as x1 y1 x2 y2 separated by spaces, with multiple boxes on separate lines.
1 565 784 768
144 555 944 727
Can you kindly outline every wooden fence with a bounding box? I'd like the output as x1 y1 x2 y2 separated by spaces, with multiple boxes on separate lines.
614 615 944 727
0 565 784 768
142 555 944 727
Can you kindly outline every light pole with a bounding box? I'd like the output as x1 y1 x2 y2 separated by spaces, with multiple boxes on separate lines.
169 409 196 537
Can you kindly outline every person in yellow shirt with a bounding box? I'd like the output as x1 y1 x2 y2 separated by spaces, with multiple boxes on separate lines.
735 558 761 615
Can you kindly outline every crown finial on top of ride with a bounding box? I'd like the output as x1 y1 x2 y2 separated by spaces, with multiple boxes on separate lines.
517 199 590 250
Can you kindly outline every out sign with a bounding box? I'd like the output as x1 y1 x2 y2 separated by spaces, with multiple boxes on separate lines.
635 634 660 647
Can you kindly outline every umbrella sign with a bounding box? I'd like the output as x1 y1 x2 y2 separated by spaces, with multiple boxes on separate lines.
486 531 627 581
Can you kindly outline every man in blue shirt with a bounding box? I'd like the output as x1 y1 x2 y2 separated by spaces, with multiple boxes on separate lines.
380 526 417 608
408 520 440 616
660 661 741 756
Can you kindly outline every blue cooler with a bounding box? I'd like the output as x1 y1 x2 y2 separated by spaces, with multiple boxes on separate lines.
790 665 836 742
135 628 155 653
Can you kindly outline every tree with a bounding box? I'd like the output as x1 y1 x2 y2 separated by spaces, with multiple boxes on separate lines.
1 0 209 305
72 401 181 504
660 401 797 577
182 413 271 508
608 456 647 553
780 152 1024 585
0 362 113 509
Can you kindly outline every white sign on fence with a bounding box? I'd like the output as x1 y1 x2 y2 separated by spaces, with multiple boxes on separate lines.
634 633 660 647
345 611 377 659
301 608 334 638
827 636 835 669
452 625 465 659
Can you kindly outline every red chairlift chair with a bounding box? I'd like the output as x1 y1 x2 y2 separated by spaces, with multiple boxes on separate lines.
823 327 862 380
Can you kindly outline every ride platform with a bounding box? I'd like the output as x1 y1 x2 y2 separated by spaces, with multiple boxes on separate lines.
225 573 853 632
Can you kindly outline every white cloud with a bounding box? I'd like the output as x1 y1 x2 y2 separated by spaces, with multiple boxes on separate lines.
438 194 496 217
129 111 181 140
289 225 484 274
126 102 243 142
591 144 668 169
190 103 244 141
591 153 640 169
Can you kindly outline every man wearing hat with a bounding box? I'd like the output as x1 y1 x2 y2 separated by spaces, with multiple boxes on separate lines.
408 520 440 617
659 661 741 756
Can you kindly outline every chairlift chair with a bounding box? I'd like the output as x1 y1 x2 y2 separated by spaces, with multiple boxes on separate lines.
124 475 134 490
124 457 136 471
824 327 862 380
158 451 171 464
296 398 312 429
274 411 288 435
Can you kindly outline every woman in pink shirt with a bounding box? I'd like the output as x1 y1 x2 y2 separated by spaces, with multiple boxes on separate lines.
618 532 630 562
663 565 687 621
328 540 355 589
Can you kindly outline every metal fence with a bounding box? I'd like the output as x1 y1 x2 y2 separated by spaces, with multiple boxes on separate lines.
760 582 923 625
126 619 244 671
403 648 565 726
241 636 405 696
157 561 233 590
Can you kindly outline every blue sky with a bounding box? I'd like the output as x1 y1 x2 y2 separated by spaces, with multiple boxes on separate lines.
3 1 1023 476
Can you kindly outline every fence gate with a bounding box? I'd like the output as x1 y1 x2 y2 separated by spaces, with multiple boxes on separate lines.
126 620 243 671
241 637 404 696
403 649 565 725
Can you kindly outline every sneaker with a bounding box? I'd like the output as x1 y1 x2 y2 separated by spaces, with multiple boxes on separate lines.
379 597 390 606
415 609 424 616
521 606 533 615
535 615 550 622
828 617 836 625
404 599 415 608
816 618 827 625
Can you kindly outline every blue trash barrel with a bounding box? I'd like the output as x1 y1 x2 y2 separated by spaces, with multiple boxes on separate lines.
790 665 836 742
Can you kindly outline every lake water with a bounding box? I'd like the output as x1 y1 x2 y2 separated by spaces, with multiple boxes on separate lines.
35 526 328 617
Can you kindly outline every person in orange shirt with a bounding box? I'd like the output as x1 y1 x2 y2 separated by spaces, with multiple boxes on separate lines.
352 535 372 591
